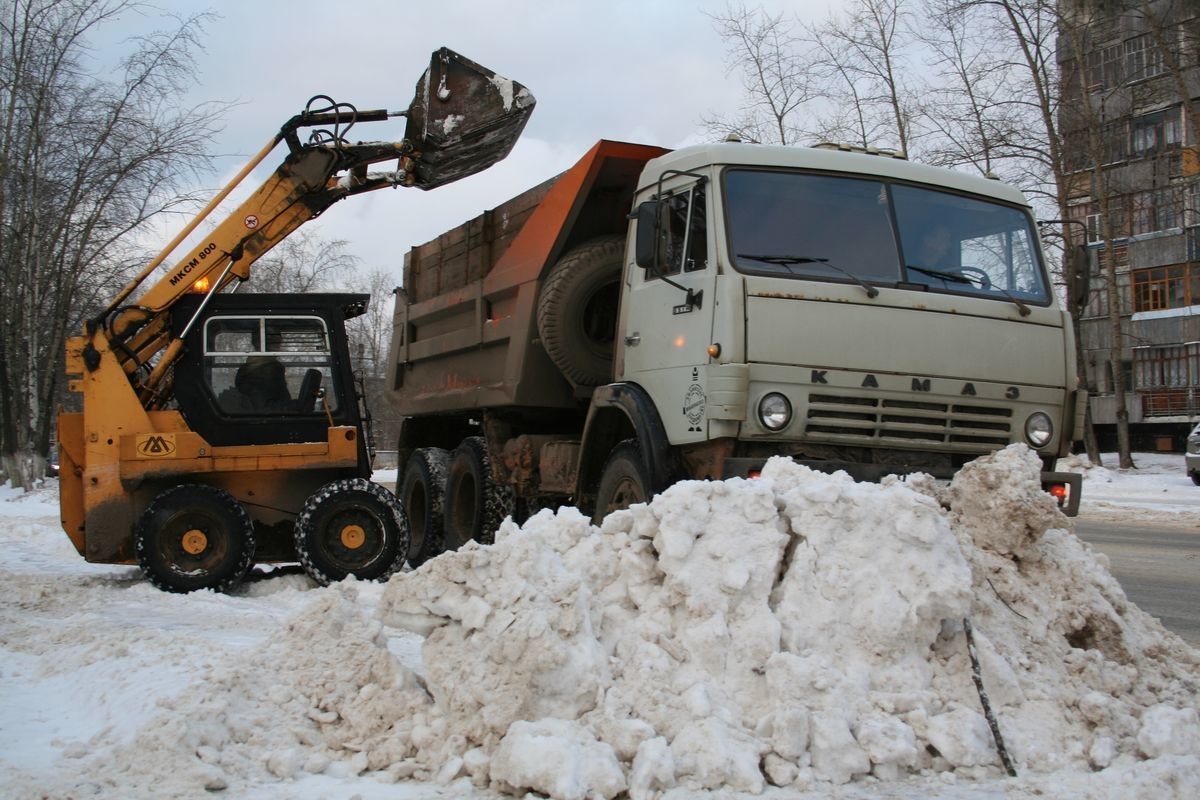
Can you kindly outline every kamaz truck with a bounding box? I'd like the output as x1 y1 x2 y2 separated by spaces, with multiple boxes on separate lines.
387 140 1087 562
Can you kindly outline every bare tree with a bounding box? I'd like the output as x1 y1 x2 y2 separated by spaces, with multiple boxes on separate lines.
346 266 398 380
0 0 219 488
806 0 918 154
245 230 360 294
701 2 813 144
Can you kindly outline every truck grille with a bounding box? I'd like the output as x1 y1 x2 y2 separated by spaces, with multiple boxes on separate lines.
805 393 1012 448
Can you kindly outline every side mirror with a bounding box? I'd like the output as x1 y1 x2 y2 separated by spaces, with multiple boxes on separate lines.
633 200 660 270
1071 245 1091 312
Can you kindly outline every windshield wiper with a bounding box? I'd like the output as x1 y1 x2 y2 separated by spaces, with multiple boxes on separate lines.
906 265 973 285
906 264 1031 317
738 254 879 299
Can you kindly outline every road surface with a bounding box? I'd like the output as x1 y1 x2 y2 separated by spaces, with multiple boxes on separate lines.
1075 518 1200 646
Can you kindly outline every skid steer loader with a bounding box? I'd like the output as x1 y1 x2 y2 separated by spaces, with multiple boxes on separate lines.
56 48 534 592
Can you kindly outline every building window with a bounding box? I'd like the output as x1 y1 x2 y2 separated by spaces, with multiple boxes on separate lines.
1130 187 1183 235
1085 41 1124 91
1131 263 1200 312
1130 106 1183 158
1124 33 1168 83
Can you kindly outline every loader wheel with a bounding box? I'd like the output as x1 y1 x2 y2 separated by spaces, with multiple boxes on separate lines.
592 440 649 524
443 436 513 549
135 484 255 594
294 478 409 585
400 447 451 567
537 235 625 385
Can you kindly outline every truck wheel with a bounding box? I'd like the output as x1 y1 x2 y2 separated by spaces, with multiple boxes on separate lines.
1192 472 1200 486
135 484 255 593
443 436 513 549
294 478 409 585
400 447 451 567
592 440 649 524
537 234 625 385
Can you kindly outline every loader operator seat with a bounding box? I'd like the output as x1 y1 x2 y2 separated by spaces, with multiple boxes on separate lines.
220 355 291 413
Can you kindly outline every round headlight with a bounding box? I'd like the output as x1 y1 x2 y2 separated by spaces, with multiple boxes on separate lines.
758 393 792 431
1024 412 1053 448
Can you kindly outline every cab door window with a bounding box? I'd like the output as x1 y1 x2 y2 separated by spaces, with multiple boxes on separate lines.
204 316 338 415
654 184 708 276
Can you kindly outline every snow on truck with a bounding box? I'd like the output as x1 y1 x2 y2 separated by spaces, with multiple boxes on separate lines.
388 139 1088 563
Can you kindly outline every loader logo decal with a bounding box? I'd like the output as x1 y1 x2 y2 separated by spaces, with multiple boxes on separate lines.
136 434 177 458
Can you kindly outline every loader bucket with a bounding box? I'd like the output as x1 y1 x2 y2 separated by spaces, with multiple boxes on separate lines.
405 48 535 190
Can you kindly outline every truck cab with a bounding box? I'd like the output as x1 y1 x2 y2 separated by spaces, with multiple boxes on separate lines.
617 143 1083 494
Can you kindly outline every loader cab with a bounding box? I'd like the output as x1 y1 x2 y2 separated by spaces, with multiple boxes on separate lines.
170 293 368 450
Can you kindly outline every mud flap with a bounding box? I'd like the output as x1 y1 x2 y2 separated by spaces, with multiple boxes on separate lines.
405 47 535 189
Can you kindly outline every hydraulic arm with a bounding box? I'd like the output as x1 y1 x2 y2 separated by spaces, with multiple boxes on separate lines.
88 47 534 410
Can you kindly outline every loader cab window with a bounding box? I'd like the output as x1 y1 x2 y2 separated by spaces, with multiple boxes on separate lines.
652 184 707 276
204 316 339 415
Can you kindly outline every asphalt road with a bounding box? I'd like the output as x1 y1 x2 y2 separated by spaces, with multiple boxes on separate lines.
1075 519 1200 646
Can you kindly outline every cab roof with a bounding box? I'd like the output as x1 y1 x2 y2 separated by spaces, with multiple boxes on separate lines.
639 142 1030 208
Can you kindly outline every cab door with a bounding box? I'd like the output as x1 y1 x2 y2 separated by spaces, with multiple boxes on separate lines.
617 179 717 444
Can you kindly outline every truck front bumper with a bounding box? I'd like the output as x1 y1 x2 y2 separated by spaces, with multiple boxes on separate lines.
722 458 1082 517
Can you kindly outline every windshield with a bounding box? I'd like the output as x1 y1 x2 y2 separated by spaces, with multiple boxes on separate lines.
724 168 1050 305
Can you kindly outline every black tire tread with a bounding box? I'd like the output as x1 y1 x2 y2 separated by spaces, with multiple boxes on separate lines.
444 436 513 548
592 439 649 525
537 235 625 385
134 484 255 594
294 478 409 585
401 447 451 567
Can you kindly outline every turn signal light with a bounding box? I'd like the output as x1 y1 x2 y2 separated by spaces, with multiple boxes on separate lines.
707 343 721 358
190 276 210 293
1047 483 1069 502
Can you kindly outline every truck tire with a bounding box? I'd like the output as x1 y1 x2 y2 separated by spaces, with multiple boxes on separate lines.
592 439 649 524
294 478 409 585
443 436 513 548
537 235 625 385
135 484 255 594
400 447 450 567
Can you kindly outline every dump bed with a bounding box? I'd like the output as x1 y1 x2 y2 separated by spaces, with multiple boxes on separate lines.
386 140 668 417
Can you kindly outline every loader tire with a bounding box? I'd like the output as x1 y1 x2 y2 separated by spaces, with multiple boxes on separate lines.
400 447 451 567
294 478 409 585
443 436 513 549
592 439 649 525
135 484 255 594
537 235 625 386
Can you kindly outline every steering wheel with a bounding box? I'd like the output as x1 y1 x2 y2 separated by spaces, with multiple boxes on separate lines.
958 267 992 290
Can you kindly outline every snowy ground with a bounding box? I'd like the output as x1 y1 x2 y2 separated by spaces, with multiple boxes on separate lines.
1 447 1197 799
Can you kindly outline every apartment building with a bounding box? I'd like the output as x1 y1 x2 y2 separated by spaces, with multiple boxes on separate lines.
1061 0 1199 448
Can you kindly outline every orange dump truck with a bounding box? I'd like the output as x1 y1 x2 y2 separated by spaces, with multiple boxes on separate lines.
387 140 1086 563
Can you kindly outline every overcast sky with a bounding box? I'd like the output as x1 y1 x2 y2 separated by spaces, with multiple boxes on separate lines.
108 0 840 285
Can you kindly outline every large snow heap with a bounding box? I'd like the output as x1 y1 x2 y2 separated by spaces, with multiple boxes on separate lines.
98 445 1200 798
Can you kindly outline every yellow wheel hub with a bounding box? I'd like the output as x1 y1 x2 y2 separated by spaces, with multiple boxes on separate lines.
340 524 366 549
181 529 208 555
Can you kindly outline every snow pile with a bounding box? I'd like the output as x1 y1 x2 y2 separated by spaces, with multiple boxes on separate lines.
47 445 1199 798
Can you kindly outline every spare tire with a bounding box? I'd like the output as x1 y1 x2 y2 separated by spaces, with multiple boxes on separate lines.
537 235 625 386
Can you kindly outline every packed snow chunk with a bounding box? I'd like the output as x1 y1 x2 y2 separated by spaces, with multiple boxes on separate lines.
808 712 871 784
1137 704 1200 758
944 443 1065 557
379 507 611 744
490 718 625 800
924 706 998 768
628 736 675 799
670 717 764 792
